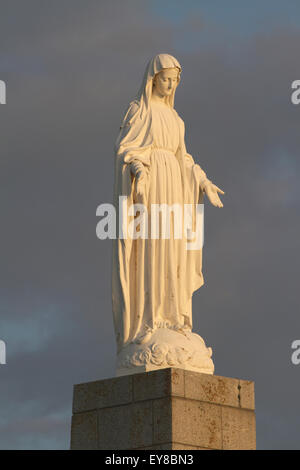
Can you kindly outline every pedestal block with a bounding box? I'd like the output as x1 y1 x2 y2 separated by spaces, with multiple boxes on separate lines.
71 368 256 450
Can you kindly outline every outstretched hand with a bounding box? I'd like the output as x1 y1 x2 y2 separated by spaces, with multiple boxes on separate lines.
202 180 225 208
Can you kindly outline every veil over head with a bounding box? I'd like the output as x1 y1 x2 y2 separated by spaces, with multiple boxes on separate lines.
134 53 182 120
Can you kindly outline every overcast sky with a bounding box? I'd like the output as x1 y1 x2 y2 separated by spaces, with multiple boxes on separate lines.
0 0 300 449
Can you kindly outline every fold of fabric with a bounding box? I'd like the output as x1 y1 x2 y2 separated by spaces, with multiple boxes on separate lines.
112 54 207 353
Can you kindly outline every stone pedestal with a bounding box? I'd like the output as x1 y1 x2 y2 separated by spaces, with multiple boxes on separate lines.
70 368 256 450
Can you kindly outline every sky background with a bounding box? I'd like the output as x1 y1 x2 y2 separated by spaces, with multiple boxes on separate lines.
0 0 300 449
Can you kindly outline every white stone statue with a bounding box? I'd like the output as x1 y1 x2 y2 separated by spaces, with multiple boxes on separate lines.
112 54 224 376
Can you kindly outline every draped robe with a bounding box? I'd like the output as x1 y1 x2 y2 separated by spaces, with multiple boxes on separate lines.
112 99 207 353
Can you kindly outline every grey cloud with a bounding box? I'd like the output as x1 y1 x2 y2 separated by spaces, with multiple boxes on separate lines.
0 0 299 449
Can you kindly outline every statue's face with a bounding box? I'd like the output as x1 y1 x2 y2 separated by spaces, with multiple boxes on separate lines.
153 68 179 97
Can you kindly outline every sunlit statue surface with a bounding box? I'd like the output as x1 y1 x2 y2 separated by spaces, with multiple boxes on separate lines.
112 54 224 376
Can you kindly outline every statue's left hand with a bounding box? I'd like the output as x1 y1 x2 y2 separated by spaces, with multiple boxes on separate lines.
202 180 225 208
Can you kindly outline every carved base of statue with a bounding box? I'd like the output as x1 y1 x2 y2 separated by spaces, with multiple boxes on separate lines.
116 326 214 377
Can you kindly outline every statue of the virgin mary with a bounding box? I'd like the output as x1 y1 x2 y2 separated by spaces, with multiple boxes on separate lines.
112 53 224 376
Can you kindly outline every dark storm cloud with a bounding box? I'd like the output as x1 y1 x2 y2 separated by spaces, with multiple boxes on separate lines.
0 0 299 449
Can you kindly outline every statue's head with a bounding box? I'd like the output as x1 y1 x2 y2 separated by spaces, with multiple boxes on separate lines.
152 67 181 99
133 54 182 119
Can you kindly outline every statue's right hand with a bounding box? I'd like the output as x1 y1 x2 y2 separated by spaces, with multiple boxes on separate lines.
134 169 147 200
130 160 148 201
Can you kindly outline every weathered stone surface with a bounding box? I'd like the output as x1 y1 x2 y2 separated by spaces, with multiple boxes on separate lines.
172 397 222 449
184 371 240 407
70 411 98 450
72 375 132 413
136 443 210 450
153 397 172 444
98 401 153 450
133 368 184 402
135 443 173 450
71 368 256 450
222 407 256 450
239 380 255 410
172 443 211 450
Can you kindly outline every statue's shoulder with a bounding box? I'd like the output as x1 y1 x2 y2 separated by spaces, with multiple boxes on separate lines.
121 100 140 127
173 108 185 128
127 99 140 115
